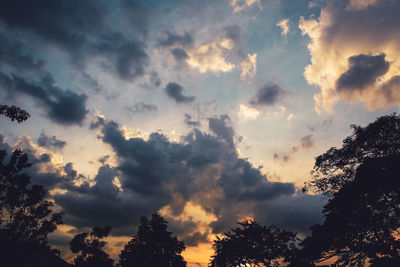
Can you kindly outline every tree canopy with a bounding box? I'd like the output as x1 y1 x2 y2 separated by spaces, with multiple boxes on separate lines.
70 226 114 267
0 104 30 123
299 114 400 266
0 149 64 266
209 220 297 267
118 213 186 267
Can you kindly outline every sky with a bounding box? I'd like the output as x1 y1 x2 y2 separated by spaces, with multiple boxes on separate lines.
1 0 399 265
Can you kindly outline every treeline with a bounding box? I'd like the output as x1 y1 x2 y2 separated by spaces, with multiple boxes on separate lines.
1 106 400 266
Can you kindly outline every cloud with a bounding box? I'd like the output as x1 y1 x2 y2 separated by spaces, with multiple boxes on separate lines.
165 82 195 103
0 0 150 81
125 102 157 113
82 114 297 234
277 18 290 35
274 135 315 162
37 132 66 150
184 114 201 127
336 54 389 92
238 104 261 119
171 48 189 62
186 38 236 74
346 0 380 11
250 82 287 107
157 31 194 48
240 53 257 82
0 73 88 125
230 0 262 14
299 0 400 112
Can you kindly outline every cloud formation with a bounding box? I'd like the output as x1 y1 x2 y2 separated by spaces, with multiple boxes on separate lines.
240 53 257 82
300 0 400 112
0 73 88 125
125 102 157 114
0 0 150 81
250 82 287 107
230 0 262 14
37 132 67 151
277 18 290 36
165 82 195 103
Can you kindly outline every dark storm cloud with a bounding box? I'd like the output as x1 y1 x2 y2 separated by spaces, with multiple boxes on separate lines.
336 54 390 92
0 0 150 81
0 73 88 125
165 82 195 103
157 31 194 48
125 102 157 114
184 114 200 127
37 132 66 150
250 82 286 107
81 115 296 235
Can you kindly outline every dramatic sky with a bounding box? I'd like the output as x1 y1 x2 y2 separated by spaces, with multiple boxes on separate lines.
1 0 399 265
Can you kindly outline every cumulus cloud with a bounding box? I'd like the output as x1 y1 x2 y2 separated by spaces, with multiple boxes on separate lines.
238 104 261 119
186 38 236 74
37 132 67 151
240 53 257 82
299 0 400 112
277 18 290 35
230 0 262 14
165 82 195 103
250 82 287 107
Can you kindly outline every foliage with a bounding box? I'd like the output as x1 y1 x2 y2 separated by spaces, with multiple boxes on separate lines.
209 220 298 267
70 226 114 267
299 114 400 266
305 113 400 196
0 104 30 123
119 213 186 267
0 149 64 266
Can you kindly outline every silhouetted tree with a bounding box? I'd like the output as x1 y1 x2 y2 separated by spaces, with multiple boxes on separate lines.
209 220 298 267
299 114 400 266
0 149 64 266
70 226 114 267
0 104 30 123
118 213 186 267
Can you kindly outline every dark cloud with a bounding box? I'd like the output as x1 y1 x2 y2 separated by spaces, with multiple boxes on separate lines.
125 102 157 113
250 82 286 107
98 155 110 165
67 114 297 234
184 114 200 127
0 0 150 81
208 115 235 146
37 132 66 150
0 31 45 71
157 31 194 48
224 25 241 42
336 54 390 92
0 73 88 125
165 82 195 103
171 48 189 62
